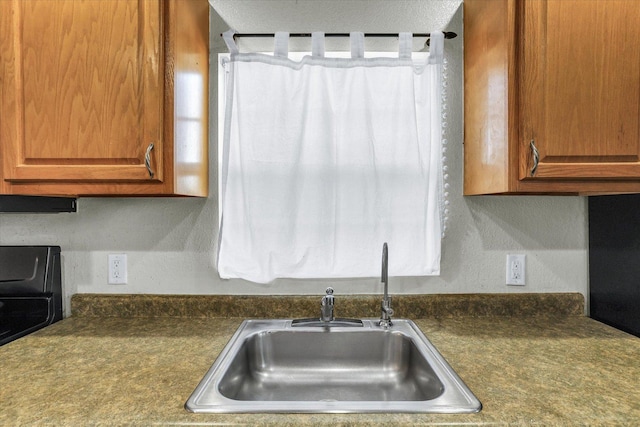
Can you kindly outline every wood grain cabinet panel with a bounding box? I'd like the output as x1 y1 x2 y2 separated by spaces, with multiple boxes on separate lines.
464 0 640 195
0 0 208 196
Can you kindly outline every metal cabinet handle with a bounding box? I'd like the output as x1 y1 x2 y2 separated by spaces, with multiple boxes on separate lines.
145 143 155 178
530 140 539 177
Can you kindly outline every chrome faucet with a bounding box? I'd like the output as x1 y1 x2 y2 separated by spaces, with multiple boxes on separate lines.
291 287 364 327
320 287 335 322
379 242 394 327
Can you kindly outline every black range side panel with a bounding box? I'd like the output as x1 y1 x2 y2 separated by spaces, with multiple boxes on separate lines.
589 195 640 337
0 246 62 346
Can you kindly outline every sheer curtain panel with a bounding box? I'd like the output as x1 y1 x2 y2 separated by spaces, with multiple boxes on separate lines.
218 30 445 283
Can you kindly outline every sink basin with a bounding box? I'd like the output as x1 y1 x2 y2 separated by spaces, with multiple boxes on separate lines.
185 319 481 413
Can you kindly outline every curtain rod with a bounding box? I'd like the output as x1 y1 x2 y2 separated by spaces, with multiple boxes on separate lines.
225 32 457 40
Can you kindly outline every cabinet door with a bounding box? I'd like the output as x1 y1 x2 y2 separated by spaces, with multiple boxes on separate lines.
1 0 163 184
520 0 640 181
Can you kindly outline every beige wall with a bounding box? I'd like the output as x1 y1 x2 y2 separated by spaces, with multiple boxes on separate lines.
0 1 588 316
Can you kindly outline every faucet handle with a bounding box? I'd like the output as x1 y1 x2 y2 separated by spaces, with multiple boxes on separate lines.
381 297 394 316
320 287 335 322
322 287 334 307
380 297 394 327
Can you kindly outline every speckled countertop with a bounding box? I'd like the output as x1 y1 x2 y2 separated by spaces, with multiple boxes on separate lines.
1 293 640 426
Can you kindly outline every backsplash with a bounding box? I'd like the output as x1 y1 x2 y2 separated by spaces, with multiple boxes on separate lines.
71 293 585 319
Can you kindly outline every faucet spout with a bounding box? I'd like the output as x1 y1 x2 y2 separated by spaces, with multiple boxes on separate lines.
381 242 388 299
379 242 393 327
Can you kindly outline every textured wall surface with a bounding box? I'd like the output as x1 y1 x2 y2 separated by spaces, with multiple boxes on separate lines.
0 1 588 316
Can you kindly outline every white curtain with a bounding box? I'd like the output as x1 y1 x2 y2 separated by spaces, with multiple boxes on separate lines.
218 31 444 284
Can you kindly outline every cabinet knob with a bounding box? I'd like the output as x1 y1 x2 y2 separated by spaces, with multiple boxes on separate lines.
145 143 155 178
530 140 539 177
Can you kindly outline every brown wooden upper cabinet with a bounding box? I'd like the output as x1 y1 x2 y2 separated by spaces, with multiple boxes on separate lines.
464 0 640 195
0 0 208 196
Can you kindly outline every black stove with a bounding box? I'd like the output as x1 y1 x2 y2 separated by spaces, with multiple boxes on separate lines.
0 246 63 346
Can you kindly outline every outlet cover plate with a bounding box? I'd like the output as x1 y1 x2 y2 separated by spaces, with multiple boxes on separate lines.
506 254 526 286
108 254 127 285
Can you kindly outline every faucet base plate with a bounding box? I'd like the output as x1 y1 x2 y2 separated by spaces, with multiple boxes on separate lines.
291 318 364 327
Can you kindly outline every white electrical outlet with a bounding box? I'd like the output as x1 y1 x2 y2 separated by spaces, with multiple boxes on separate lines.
108 254 127 285
506 254 526 286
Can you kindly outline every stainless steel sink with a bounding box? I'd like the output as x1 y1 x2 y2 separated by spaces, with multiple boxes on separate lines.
185 319 481 413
